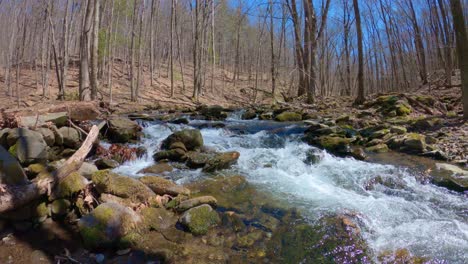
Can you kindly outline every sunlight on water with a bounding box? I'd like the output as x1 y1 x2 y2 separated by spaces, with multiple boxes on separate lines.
116 118 468 263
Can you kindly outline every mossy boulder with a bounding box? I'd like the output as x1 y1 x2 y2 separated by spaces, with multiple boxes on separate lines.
78 202 141 248
395 103 411 116
199 105 228 120
242 110 257 120
274 112 302 122
203 151 240 172
161 129 204 151
139 176 190 196
176 196 218 212
0 145 28 185
91 170 155 203
185 151 211 169
412 117 442 130
106 117 141 143
179 204 220 235
366 143 389 153
402 133 427 153
54 172 89 198
370 129 390 139
314 136 352 156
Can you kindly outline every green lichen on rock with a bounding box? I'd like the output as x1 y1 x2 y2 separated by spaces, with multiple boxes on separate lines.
161 129 204 151
140 207 177 231
176 196 217 212
78 202 141 249
139 175 190 196
315 136 352 156
179 204 220 236
51 199 71 216
395 103 411 116
54 172 88 198
106 117 141 143
92 170 155 203
274 111 302 122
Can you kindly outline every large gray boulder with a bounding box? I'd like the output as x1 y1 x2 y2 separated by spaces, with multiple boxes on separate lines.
8 129 48 165
37 128 55 146
106 117 141 143
58 127 81 148
0 145 28 185
179 204 220 236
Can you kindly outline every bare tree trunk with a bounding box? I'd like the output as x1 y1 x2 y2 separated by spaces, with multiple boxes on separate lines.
449 0 468 119
130 0 138 102
269 0 276 103
59 0 71 100
170 0 175 97
90 0 100 100
79 0 93 101
353 0 365 105
107 0 115 103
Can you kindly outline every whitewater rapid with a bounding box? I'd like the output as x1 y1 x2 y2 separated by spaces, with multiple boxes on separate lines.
115 116 468 263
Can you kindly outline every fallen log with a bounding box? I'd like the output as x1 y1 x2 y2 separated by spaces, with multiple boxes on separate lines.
0 125 99 213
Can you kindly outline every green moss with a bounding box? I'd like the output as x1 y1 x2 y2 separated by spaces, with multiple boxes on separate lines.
55 172 88 198
8 143 17 157
51 199 71 216
318 136 351 151
274 112 302 122
236 230 264 248
91 170 155 203
415 95 435 106
396 103 411 116
35 202 48 218
366 144 389 153
181 204 220 236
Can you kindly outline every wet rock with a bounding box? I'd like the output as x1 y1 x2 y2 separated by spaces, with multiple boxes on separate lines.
304 149 324 164
92 170 155 203
351 147 367 160
221 212 246 232
0 145 28 185
203 151 240 172
78 202 141 248
185 151 211 169
313 136 352 156
169 117 189 125
106 117 141 143
161 129 203 151
95 158 120 169
366 143 389 153
259 112 273 120
179 204 220 235
267 214 371 264
139 176 190 196
153 149 186 162
432 163 468 192
177 196 218 212
199 105 228 120
36 128 55 146
274 111 302 122
402 133 427 153
54 172 89 198
242 110 257 120
138 163 173 174
58 127 81 149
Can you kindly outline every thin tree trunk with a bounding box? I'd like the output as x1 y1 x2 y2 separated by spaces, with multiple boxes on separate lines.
353 0 365 105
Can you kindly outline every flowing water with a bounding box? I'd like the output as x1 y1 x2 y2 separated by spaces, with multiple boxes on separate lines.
115 113 468 263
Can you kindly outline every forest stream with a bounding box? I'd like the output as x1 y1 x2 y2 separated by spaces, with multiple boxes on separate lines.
109 111 468 263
